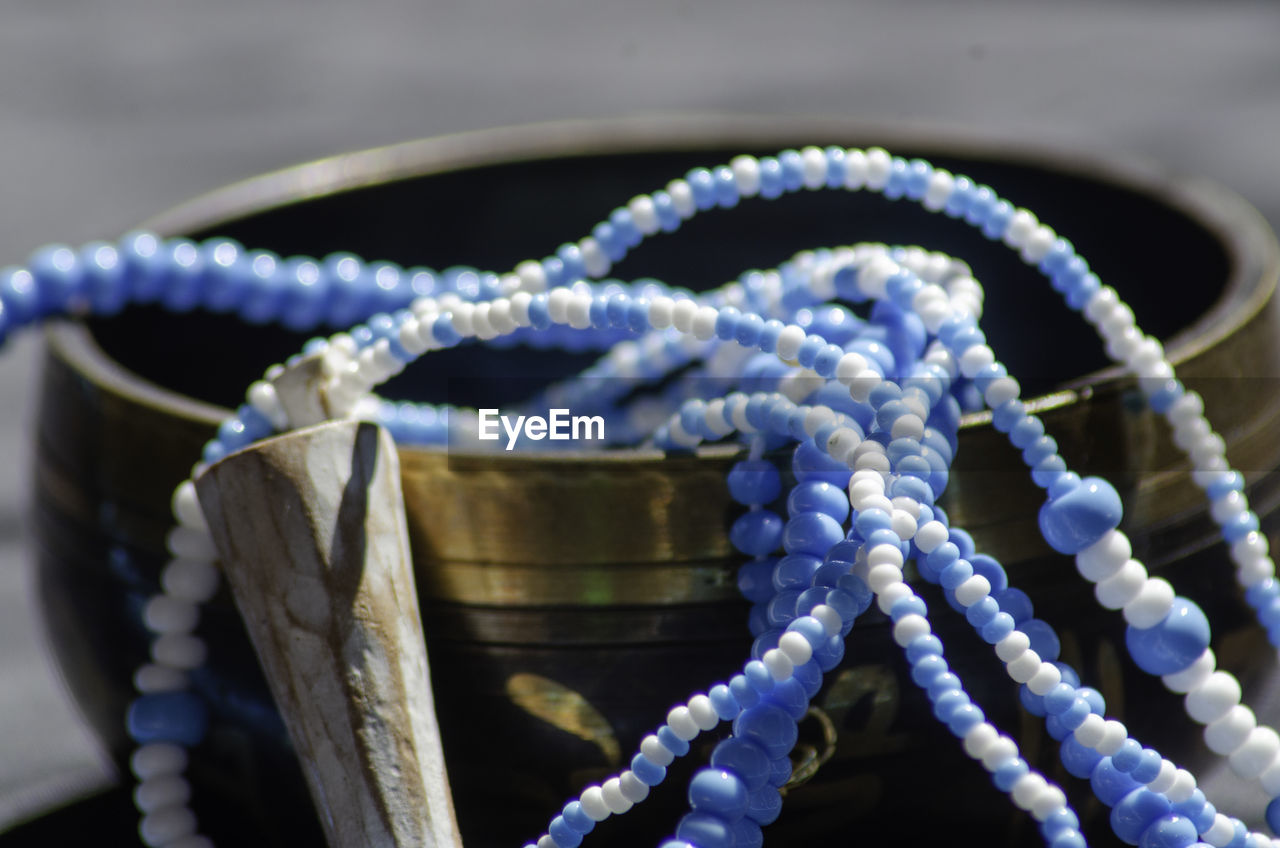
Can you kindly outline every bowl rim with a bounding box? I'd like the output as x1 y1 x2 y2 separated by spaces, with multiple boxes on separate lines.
45 113 1280 463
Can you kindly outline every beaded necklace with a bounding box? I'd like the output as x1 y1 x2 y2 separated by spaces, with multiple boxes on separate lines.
10 145 1278 847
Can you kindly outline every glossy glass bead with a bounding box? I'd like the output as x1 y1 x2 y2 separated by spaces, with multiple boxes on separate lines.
1091 758 1142 807
730 511 784 556
1125 597 1211 675
1111 788 1171 845
1039 476 1124 554
126 692 208 747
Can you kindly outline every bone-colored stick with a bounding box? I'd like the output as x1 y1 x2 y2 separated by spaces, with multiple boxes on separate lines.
196 419 462 848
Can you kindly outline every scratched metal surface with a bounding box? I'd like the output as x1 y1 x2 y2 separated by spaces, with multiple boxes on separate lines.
1 0 1278 833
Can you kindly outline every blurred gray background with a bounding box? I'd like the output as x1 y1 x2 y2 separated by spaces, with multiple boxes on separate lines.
1 0 1279 834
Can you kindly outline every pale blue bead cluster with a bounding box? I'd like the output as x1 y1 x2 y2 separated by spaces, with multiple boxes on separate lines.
6 144 1275 847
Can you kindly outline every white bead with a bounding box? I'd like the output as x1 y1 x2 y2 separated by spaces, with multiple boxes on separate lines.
151 634 207 670
867 564 903 594
667 416 701 448
847 369 882 404
889 508 918 542
671 298 698 333
691 305 719 341
1022 225 1057 264
1076 530 1132 582
487 299 517 335
537 835 558 848
247 381 289 431
1073 713 1106 748
628 195 659 235
134 663 188 693
618 771 650 804
139 805 197 846
666 179 696 218
1029 783 1068 822
640 734 674 767
397 317 428 355
579 786 610 821
1097 720 1128 756
667 706 699 741
958 344 995 379
1007 648 1042 684
516 260 547 292
763 648 795 681
648 296 675 329
779 631 814 666
167 837 214 848
1228 726 1280 778
810 605 842 638
834 352 869 385
730 155 762 197
922 169 954 211
800 146 827 189
566 293 592 330
843 149 868 189
1003 209 1038 249
134 775 192 813
889 413 924 441
876 581 913 615
801 405 836 438
602 776 632 814
980 736 1019 772
448 302 476 337
704 399 733 437
542 289 569 326
470 303 497 339
1211 490 1247 525
170 481 206 530
1204 813 1235 847
892 614 931 648
857 254 897 299
954 575 991 607
962 722 1000 759
1094 559 1148 609
1204 705 1256 755
1260 754 1280 795
509 291 533 326
995 630 1031 662
914 521 949 554
864 148 891 190
775 325 807 362
161 558 219 604
1166 768 1197 803
131 743 188 780
166 527 217 561
983 376 1021 409
143 595 199 634
1186 671 1241 723
1163 648 1216 694
1122 578 1176 628
1027 663 1063 696
1010 772 1047 811
686 694 719 732
867 544 904 569
578 238 610 278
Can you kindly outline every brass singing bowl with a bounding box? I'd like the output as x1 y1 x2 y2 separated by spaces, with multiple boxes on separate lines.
33 116 1280 845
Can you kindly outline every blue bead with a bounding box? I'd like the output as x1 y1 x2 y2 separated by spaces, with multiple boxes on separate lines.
549 816 584 847
890 595 927 622
787 481 849 522
1061 735 1104 778
1022 619 1061 661
1058 697 1093 732
1045 714 1071 741
905 634 944 664
730 675 760 710
1042 808 1081 841
812 634 845 671
745 785 782 825
562 801 594 835
993 587 1034 624
686 168 717 210
964 596 999 629
658 725 690 757
1222 510 1260 544
1176 790 1216 833
782 512 844 556
727 460 781 506
711 737 772 792
737 558 777 604
777 150 804 191
631 752 667 786
733 702 797 761
940 559 974 591
767 756 792 788
758 158 784 199
126 692 208 746
676 812 733 848
1266 797 1280 839
920 541 958 583
1126 597 1211 675
1038 476 1124 554
946 703 984 737
766 677 809 721
932 689 969 723
689 768 749 819
792 438 852 487
1112 788 1171 845
1032 454 1070 489
793 658 823 697
1044 682 1077 716
1141 819 1198 848
1078 686 1107 715
1112 738 1144 773
1091 757 1142 806
910 654 949 687
1020 683 1047 716
765 591 800 628
732 818 764 848
1049 831 1087 848
731 511 784 556
980 612 1016 644
982 200 1015 239
709 684 740 722
1132 749 1164 785
992 757 1028 792
31 244 87 315
772 554 822 593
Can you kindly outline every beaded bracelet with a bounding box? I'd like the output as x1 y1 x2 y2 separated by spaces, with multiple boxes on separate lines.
6 144 1275 847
